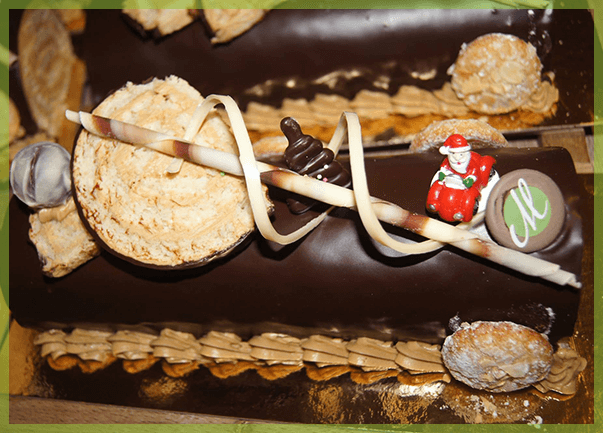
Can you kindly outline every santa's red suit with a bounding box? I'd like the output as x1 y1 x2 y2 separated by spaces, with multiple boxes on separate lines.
426 134 496 222
434 151 493 190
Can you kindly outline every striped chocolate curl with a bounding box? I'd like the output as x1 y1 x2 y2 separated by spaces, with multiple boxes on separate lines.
185 97 475 254
66 97 580 288
187 94 332 245
66 103 468 252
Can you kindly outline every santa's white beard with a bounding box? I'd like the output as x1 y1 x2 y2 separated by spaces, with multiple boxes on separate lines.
450 157 470 174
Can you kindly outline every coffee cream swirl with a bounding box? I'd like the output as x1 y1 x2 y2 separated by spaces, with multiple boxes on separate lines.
533 342 587 395
248 334 305 366
198 331 255 362
150 329 204 364
302 335 349 367
35 329 69 360
347 338 399 371
107 330 155 361
62 329 114 363
33 327 585 394
242 81 557 134
35 328 445 375
396 341 448 374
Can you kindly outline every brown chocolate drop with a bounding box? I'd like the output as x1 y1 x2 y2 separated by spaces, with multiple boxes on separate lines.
280 117 351 214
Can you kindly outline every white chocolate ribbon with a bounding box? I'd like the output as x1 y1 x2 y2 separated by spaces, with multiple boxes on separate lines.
66 96 581 288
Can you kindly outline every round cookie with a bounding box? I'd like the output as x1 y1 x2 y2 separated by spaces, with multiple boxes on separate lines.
72 76 268 269
485 169 566 253
409 118 507 152
18 9 76 138
448 33 542 114
441 321 554 393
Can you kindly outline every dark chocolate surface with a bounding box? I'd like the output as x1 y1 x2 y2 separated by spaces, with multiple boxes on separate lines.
72 9 593 129
7 9 594 143
8 167 594 424
10 147 584 345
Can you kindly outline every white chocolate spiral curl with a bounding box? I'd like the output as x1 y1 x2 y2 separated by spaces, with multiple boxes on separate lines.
65 99 580 288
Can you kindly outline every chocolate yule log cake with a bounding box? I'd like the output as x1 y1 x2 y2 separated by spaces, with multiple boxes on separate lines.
7 8 594 424
20 8 592 145
8 9 594 151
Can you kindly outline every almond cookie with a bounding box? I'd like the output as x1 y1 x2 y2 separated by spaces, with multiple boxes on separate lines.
122 9 196 37
448 33 542 114
18 9 85 148
203 9 268 44
29 198 101 278
441 321 554 392
409 118 508 153
72 76 270 268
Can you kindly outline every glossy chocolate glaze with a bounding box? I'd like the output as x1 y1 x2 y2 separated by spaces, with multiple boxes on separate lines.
7 9 588 346
10 147 584 344
7 9 594 142
69 9 593 127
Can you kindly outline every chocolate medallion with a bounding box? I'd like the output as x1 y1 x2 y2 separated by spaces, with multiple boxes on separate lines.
485 169 565 253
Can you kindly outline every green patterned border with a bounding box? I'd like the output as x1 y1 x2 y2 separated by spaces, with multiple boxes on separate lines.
0 0 599 432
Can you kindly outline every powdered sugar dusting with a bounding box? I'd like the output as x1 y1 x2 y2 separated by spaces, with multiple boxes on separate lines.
449 33 544 114
441 321 553 392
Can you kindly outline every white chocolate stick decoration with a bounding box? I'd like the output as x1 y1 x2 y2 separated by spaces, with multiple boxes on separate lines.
65 95 580 289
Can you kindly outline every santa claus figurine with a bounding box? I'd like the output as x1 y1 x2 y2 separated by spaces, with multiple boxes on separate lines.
426 134 496 222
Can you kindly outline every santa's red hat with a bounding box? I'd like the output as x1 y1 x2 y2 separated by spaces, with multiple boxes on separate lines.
439 134 471 155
